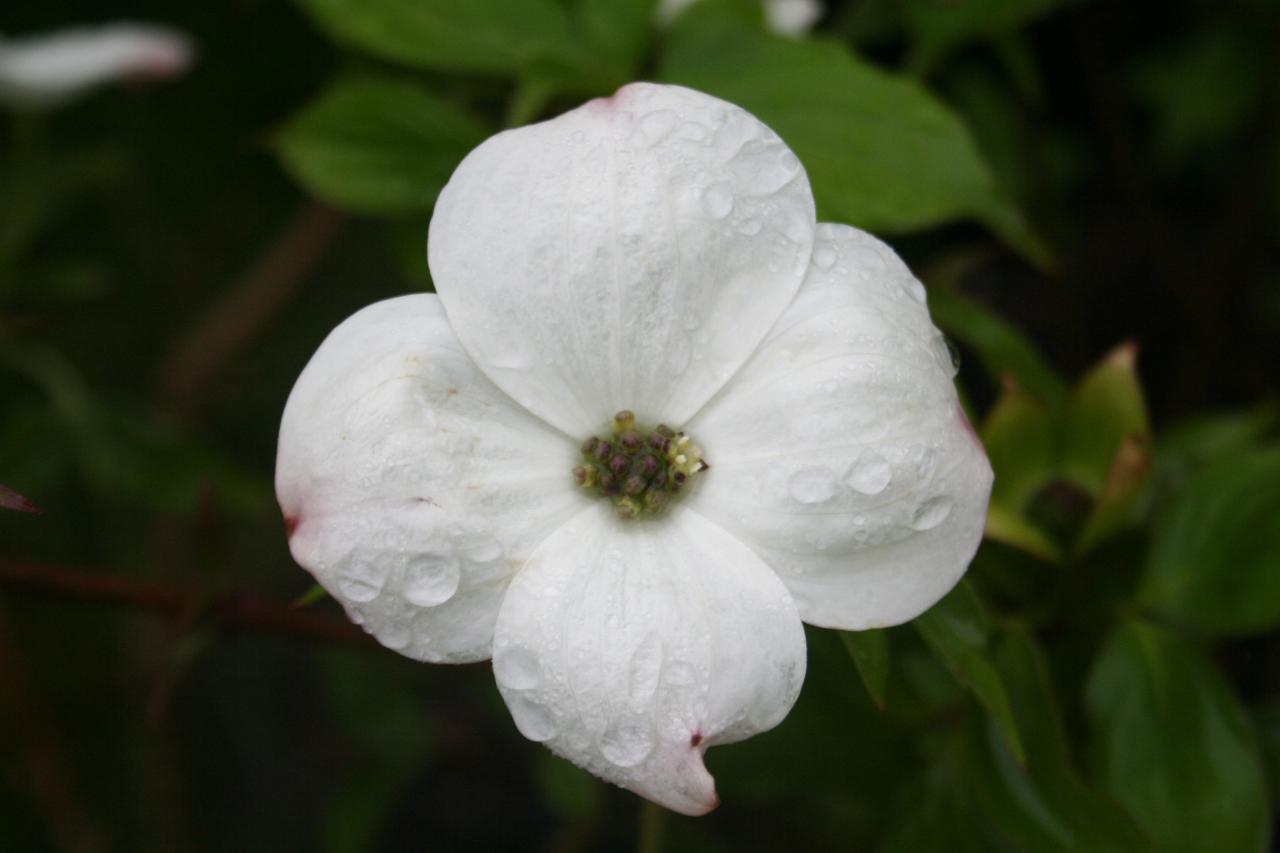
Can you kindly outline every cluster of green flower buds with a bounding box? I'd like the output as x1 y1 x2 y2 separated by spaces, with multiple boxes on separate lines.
573 410 709 519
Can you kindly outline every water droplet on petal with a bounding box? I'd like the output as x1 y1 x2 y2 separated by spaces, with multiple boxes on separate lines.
629 634 663 702
379 622 412 651
665 661 697 687
600 716 655 767
494 645 541 690
789 466 839 504
403 554 461 607
507 693 557 742
701 182 734 219
637 109 677 146
338 573 381 604
813 246 837 271
737 217 763 236
911 496 953 531
845 450 893 496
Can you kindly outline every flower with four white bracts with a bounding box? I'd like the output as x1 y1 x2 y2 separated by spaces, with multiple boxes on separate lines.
276 83 992 815
0 23 192 109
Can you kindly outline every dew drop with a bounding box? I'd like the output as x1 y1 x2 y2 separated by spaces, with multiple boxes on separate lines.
813 246 837 271
337 573 381 604
600 717 656 767
403 553 461 607
507 693 557 742
788 466 839 504
494 645 541 690
911 496 953 531
737 217 763 236
845 450 893 496
701 182 734 219
637 109 677 146
378 622 412 651
629 634 663 702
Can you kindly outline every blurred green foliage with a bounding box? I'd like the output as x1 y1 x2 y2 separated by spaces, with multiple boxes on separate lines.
1 0 1278 850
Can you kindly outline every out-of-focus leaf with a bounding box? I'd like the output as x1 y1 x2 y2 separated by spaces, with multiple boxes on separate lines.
927 287 1066 407
1129 23 1267 167
276 75 488 215
1139 449 1280 636
320 650 434 853
574 0 655 86
839 629 889 709
1155 403 1277 487
294 0 582 76
902 0 1074 74
290 583 329 609
0 483 40 513
1060 342 1149 498
1074 433 1150 555
536 751 603 821
985 504 1062 563
962 628 1150 852
980 378 1062 561
913 581 1025 764
983 377 1055 511
1085 620 1270 853
658 0 1048 263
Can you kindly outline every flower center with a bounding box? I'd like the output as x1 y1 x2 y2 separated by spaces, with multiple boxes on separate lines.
573 410 709 520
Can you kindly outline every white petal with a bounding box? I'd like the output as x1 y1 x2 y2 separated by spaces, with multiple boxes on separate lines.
0 23 192 108
688 224 993 630
491 504 806 815
428 82 815 437
276 294 585 662
764 0 823 36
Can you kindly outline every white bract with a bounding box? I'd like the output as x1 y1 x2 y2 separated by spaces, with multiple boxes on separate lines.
277 83 992 815
0 23 192 109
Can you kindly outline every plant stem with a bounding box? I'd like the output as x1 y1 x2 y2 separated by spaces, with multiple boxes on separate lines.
636 800 667 853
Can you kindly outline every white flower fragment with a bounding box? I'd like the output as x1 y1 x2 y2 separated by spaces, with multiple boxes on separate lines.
0 23 192 109
276 83 992 815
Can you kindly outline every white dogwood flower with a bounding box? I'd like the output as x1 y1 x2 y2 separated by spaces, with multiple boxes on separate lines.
0 23 192 109
276 83 992 815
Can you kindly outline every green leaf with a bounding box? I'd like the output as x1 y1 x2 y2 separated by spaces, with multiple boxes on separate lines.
536 751 603 821
276 75 489 214
961 629 1150 852
1085 620 1270 853
1073 433 1150 556
979 378 1063 561
902 0 1074 74
913 581 1025 764
1139 448 1280 636
574 0 655 86
926 287 1067 408
983 377 1056 512
658 1 1047 262
294 0 581 76
838 629 889 709
1060 342 1150 498
985 504 1063 563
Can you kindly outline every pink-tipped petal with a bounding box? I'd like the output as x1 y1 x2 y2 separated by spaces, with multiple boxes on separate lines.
491 503 806 814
